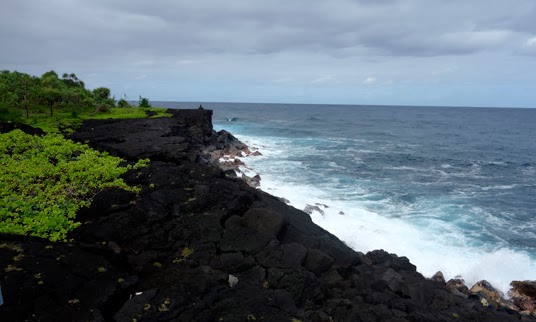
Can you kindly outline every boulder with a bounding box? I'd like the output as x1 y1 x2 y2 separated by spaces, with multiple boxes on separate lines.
431 271 446 284
304 249 334 275
470 280 506 307
242 208 285 237
241 173 261 188
509 280 536 313
446 278 470 295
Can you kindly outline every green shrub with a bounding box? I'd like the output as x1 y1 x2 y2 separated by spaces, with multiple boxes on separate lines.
138 96 151 108
117 98 131 108
0 130 148 241
0 106 23 123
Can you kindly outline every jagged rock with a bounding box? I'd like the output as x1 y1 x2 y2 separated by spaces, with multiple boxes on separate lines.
446 278 471 295
431 271 446 284
251 151 263 156
303 204 325 216
241 173 261 188
2 112 531 322
513 297 534 313
470 280 506 308
510 281 536 298
277 197 290 204
509 281 536 313
206 129 250 160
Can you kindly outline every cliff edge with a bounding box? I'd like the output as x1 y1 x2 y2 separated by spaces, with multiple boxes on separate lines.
0 110 533 321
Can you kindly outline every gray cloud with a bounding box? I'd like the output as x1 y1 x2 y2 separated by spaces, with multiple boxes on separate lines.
1 0 535 106
2 0 534 63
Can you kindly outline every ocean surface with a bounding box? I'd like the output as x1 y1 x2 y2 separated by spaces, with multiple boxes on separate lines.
160 101 536 294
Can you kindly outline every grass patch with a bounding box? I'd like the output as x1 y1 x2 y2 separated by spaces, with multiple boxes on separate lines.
24 107 172 133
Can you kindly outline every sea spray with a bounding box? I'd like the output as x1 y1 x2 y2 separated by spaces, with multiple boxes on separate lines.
161 102 536 296
226 132 536 296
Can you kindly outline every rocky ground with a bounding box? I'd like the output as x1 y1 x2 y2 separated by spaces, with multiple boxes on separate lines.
1 109 535 321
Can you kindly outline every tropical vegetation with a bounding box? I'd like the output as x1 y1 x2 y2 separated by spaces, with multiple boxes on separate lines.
0 70 161 241
0 70 171 132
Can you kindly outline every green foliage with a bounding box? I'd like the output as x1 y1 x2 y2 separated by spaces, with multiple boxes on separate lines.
138 96 151 108
0 70 155 120
0 105 23 122
0 130 148 241
24 107 171 133
117 98 131 108
92 87 115 112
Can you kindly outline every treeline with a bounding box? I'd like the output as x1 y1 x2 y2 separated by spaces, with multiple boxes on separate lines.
0 70 150 120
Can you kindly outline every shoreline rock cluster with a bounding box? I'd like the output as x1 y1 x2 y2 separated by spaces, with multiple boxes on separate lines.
1 109 535 321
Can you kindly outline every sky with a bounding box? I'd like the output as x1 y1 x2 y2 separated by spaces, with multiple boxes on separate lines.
1 0 536 108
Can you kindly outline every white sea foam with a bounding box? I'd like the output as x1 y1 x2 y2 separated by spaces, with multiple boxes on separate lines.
230 132 536 296
257 173 536 295
480 184 518 191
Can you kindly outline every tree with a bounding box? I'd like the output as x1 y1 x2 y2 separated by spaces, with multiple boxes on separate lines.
17 73 39 118
61 73 85 88
91 87 115 112
38 70 65 116
41 70 61 88
0 71 40 118
138 96 151 108
39 87 63 116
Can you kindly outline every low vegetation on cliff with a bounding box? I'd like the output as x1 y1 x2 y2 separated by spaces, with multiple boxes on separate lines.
0 70 165 241
0 129 148 241
0 70 170 133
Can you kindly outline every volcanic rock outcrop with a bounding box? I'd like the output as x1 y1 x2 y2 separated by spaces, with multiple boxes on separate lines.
1 110 534 321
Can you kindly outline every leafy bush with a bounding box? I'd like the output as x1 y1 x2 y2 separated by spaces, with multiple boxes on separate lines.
0 130 148 241
138 96 151 108
117 98 131 108
0 106 23 123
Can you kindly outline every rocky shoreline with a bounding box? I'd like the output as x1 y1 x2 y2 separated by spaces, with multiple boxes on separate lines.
1 109 535 321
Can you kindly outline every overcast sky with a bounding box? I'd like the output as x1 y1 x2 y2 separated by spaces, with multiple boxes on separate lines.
1 0 536 107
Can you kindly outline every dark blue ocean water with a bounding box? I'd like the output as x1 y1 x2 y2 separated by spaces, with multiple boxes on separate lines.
161 101 536 292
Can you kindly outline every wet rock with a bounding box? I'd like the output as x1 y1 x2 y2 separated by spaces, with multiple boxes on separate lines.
303 204 325 216
509 280 536 313
277 197 291 204
3 113 530 322
251 151 263 156
510 280 536 298
446 278 471 295
470 280 506 308
241 173 261 188
431 271 446 284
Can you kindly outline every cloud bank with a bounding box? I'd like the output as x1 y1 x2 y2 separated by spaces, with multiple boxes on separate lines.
1 0 535 107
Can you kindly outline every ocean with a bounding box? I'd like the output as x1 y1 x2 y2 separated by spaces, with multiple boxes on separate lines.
160 101 536 295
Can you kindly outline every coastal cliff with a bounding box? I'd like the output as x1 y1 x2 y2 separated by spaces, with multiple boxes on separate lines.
0 110 534 321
